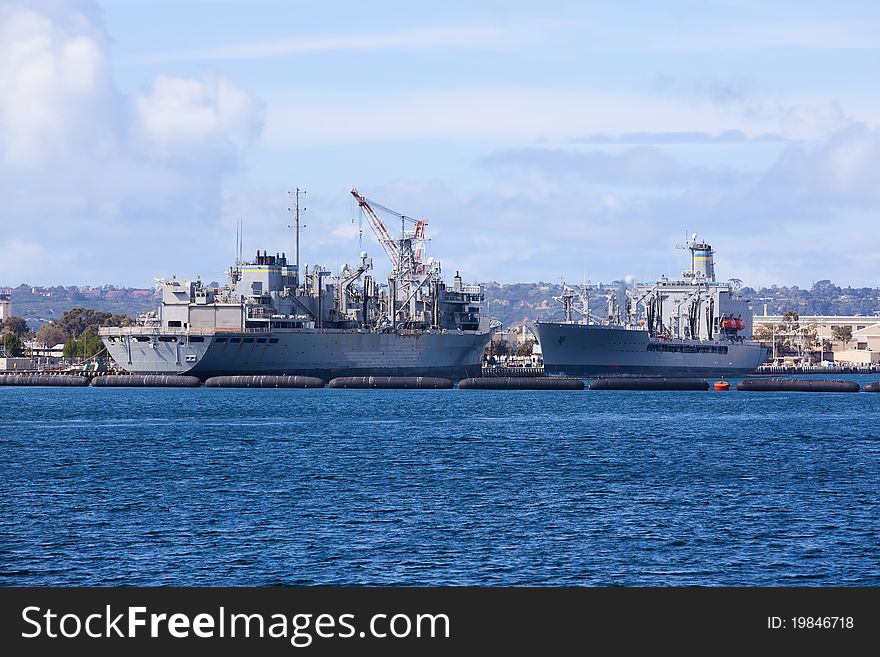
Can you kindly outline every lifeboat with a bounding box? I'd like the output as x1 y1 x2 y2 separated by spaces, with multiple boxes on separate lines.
734 318 745 330
720 318 738 330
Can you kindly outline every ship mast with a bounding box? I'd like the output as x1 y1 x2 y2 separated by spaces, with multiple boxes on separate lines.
553 282 595 325
288 188 306 287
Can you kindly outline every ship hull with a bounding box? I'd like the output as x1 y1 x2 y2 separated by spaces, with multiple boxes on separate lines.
535 321 770 377
102 329 491 382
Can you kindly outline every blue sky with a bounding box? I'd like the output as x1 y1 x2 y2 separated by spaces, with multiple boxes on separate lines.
1 0 878 288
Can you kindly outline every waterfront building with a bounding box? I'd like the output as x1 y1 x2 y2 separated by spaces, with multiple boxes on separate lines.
753 314 880 364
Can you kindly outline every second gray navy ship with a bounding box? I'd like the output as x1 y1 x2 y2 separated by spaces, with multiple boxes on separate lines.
100 189 493 381
535 237 770 377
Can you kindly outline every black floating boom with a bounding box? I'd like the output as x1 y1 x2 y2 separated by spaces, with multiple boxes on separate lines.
459 377 584 390
736 378 860 393
865 382 880 393
0 374 89 386
589 377 709 391
328 376 453 389
205 375 324 388
91 375 201 387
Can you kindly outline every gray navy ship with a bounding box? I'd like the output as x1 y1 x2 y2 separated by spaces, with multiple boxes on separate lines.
100 189 492 381
535 237 770 377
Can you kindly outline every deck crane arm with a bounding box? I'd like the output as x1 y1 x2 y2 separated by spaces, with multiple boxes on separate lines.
350 187 400 268
412 219 427 273
339 253 372 289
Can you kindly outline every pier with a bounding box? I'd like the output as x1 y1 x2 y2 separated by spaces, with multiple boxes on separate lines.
2 370 878 394
328 376 454 389
481 366 545 378
754 364 880 375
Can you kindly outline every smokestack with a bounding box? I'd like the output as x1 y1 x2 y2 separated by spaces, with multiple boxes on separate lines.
691 243 715 281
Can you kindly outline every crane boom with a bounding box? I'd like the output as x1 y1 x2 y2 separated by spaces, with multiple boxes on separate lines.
350 187 429 280
412 219 427 274
350 187 400 267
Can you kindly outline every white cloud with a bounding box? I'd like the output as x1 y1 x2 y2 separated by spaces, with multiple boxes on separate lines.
0 238 55 284
2 3 877 292
653 20 880 51
765 123 880 206
0 2 115 166
263 86 860 147
128 23 554 64
158 120 880 292
0 1 264 286
481 145 749 186
133 75 262 160
338 124 880 288
570 130 789 145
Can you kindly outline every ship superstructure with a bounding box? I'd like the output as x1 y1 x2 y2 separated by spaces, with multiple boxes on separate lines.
100 189 491 380
535 237 770 377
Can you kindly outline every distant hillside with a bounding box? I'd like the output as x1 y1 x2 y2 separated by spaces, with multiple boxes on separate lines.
743 280 880 318
5 284 160 329
5 279 879 332
482 279 880 328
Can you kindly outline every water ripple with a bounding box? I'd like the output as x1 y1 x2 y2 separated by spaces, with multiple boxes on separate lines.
1 383 879 586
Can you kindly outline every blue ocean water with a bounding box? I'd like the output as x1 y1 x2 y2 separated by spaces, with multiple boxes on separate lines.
1 377 879 586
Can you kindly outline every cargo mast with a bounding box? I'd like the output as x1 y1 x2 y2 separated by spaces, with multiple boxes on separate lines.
288 188 306 287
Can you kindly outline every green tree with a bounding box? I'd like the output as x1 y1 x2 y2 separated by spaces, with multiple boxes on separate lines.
484 339 508 364
515 339 535 357
752 323 776 343
2 332 24 357
753 323 784 356
36 322 68 348
800 321 819 360
63 331 105 359
54 308 131 340
781 310 799 332
831 325 853 348
37 309 132 347
486 339 509 359
1 316 31 338
778 311 801 355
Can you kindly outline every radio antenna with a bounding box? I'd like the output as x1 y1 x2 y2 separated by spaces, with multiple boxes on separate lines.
288 188 306 287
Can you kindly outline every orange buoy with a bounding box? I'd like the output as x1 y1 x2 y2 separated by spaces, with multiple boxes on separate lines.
713 380 730 391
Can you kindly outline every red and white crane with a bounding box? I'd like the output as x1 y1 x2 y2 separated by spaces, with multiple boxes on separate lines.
350 187 428 278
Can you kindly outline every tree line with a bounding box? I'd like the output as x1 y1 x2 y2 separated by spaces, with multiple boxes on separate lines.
752 310 857 360
0 309 132 359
